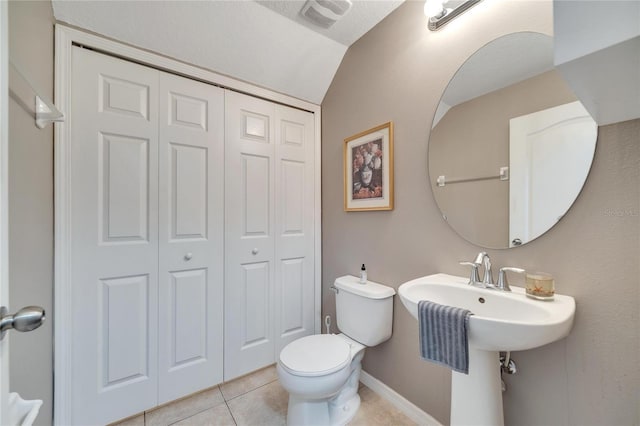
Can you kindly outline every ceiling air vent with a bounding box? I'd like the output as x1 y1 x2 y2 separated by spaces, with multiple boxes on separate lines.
300 0 353 28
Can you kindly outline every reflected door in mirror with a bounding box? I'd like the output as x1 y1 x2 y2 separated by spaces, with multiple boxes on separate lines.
509 101 597 247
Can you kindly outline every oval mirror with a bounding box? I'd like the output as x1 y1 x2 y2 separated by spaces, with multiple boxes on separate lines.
428 32 597 249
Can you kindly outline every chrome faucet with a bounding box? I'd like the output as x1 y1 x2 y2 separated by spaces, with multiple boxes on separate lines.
461 253 525 292
460 252 494 288
474 252 494 287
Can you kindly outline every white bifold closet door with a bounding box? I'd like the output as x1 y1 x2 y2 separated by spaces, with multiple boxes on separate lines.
69 47 223 425
224 91 315 380
157 65 224 404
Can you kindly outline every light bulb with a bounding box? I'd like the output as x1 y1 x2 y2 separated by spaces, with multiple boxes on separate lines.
424 0 445 18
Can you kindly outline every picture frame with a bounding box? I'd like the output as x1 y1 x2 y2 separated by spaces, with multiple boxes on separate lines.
344 121 394 211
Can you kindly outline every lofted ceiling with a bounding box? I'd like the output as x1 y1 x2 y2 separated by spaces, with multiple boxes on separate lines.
52 0 405 104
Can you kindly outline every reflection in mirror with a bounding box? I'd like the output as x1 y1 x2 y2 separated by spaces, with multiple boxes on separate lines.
428 32 597 249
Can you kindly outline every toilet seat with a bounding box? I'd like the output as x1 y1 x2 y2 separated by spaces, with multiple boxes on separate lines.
279 334 351 377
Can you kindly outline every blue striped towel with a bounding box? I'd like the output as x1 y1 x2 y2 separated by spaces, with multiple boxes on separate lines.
418 300 473 374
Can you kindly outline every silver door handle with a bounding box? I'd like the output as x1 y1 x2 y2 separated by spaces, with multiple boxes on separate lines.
0 306 45 340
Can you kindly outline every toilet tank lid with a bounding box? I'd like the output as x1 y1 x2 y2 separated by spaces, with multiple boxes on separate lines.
334 275 396 299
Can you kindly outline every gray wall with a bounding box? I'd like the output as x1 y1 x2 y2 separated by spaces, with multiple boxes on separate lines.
321 1 639 425
8 1 54 425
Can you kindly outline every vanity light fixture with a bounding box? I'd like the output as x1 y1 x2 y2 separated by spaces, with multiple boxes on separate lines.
424 0 482 31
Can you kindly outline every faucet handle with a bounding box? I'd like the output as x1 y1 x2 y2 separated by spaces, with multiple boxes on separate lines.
496 267 525 292
459 261 481 285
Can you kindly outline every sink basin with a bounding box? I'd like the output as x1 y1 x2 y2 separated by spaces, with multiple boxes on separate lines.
398 273 576 352
399 273 576 426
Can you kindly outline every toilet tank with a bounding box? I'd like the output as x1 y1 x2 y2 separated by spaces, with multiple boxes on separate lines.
334 275 395 346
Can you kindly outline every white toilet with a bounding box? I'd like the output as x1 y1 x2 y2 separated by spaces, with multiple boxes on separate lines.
277 275 395 426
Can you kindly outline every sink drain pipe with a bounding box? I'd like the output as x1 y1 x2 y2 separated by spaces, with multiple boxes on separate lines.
499 351 517 392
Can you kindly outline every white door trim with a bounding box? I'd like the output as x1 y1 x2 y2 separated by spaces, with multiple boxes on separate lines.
53 24 322 425
0 2 10 423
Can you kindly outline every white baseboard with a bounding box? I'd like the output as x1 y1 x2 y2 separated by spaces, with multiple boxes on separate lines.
359 370 443 426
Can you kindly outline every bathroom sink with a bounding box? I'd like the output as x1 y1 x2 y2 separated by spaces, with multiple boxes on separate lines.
398 273 575 351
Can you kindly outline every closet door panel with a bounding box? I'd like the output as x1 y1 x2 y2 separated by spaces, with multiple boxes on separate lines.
158 72 224 403
100 274 151 386
169 144 208 239
242 154 271 235
169 269 207 363
225 91 276 380
280 258 305 335
275 106 315 352
70 47 159 426
241 262 271 344
99 133 150 242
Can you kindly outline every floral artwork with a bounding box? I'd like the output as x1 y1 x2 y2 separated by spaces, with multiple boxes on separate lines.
344 122 394 211
351 139 384 199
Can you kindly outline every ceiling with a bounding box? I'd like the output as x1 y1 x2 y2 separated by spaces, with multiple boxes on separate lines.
52 0 405 104
257 0 404 46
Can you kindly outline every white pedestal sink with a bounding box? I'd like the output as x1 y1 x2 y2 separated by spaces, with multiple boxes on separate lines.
399 273 575 426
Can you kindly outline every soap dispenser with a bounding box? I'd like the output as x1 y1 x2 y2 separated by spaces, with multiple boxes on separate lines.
359 264 367 284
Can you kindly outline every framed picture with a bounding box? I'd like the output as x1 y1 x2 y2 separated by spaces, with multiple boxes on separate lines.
344 122 394 211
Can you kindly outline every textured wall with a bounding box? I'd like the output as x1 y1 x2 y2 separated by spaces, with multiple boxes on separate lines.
321 1 639 425
8 1 54 425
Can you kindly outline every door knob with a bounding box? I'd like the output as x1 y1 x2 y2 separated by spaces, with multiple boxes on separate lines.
251 248 259 255
0 306 45 340
184 252 193 261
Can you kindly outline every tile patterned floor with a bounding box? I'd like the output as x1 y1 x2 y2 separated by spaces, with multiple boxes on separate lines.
112 365 417 426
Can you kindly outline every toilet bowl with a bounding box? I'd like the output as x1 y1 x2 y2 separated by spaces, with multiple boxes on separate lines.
277 333 365 426
277 275 395 426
